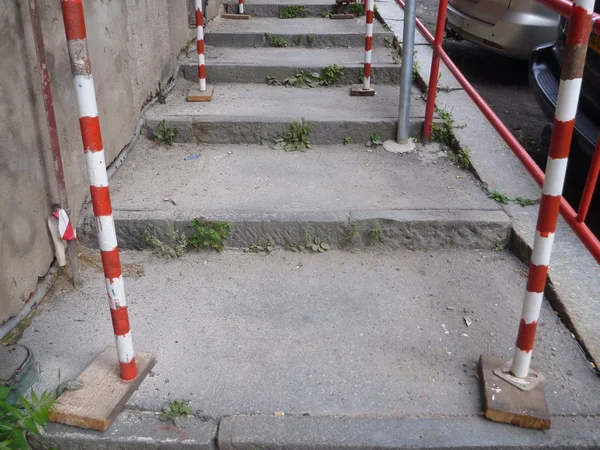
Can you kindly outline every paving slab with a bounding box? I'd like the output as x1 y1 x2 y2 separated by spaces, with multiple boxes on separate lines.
205 16 393 47
144 79 426 145
181 46 401 84
78 140 508 249
20 248 600 422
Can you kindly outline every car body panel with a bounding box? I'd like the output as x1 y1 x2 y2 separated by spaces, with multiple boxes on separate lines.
448 0 510 25
447 0 559 59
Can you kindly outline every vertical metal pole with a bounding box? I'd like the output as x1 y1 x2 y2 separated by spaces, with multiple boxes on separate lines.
61 0 137 381
423 0 448 142
239 0 244 14
28 0 81 286
362 0 374 90
576 136 600 223
396 0 416 143
195 0 207 91
511 0 594 379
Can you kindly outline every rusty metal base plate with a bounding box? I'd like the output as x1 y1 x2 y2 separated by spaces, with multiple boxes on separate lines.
493 359 544 392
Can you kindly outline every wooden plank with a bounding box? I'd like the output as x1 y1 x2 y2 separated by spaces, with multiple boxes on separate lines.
350 84 376 97
479 355 551 430
187 86 215 102
330 13 355 19
221 13 252 20
49 347 156 431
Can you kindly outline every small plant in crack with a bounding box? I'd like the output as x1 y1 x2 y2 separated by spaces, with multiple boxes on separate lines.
141 227 189 258
492 243 505 253
320 8 331 17
488 190 510 205
293 35 303 46
514 197 537 207
268 65 344 88
344 136 352 145
368 222 384 245
302 227 329 253
265 33 288 47
153 120 178 146
348 2 364 16
274 121 312 151
345 223 359 243
448 146 471 170
189 218 231 252
279 5 309 18
245 237 275 253
320 64 344 86
382 22 392 32
367 132 383 148
159 400 192 428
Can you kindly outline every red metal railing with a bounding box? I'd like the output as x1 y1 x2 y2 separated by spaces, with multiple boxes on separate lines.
401 0 600 264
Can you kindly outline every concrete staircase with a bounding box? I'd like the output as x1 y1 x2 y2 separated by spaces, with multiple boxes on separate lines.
28 2 600 448
83 0 509 248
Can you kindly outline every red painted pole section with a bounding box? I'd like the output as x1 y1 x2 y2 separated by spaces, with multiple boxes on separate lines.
577 136 600 223
422 0 448 141
195 0 206 91
536 0 600 35
511 0 594 378
362 0 375 90
60 0 137 381
395 0 600 264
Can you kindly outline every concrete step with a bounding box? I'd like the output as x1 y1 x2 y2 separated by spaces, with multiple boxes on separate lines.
80 141 509 250
205 16 392 48
181 46 401 84
224 0 337 17
144 79 425 145
25 246 600 449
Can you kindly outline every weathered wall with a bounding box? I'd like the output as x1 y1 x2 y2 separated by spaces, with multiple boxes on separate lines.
0 0 194 323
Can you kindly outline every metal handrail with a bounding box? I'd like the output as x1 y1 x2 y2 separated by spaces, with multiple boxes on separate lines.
403 0 600 264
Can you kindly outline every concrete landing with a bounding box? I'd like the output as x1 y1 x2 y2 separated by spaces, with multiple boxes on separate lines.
205 16 392 47
182 46 401 84
80 140 509 249
144 79 426 145
22 248 600 448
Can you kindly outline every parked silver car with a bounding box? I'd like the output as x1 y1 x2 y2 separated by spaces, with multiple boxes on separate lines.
446 0 559 59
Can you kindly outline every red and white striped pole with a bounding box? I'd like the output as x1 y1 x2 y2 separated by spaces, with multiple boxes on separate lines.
239 0 244 14
363 0 374 90
61 0 137 381
511 0 594 379
195 0 207 91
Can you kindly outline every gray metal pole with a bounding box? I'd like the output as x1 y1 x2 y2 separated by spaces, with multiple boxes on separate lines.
397 0 417 143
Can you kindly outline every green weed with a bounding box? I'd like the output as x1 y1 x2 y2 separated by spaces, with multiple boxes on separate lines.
189 218 231 252
368 223 383 245
349 2 364 16
488 190 510 205
265 33 288 47
246 237 275 253
320 9 331 17
159 400 192 428
515 197 537 207
0 387 56 449
274 122 312 151
367 132 383 148
279 5 309 18
346 223 359 242
448 146 471 170
141 227 188 258
153 120 178 146
344 136 352 145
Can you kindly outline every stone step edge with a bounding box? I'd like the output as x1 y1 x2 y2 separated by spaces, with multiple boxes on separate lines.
31 410 600 450
224 2 337 17
78 208 510 251
142 117 424 145
179 63 401 85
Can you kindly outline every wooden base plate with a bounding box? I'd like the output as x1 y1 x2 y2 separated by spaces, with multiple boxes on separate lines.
350 84 376 97
49 347 156 431
479 355 551 430
222 13 252 20
330 13 355 19
187 86 214 102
